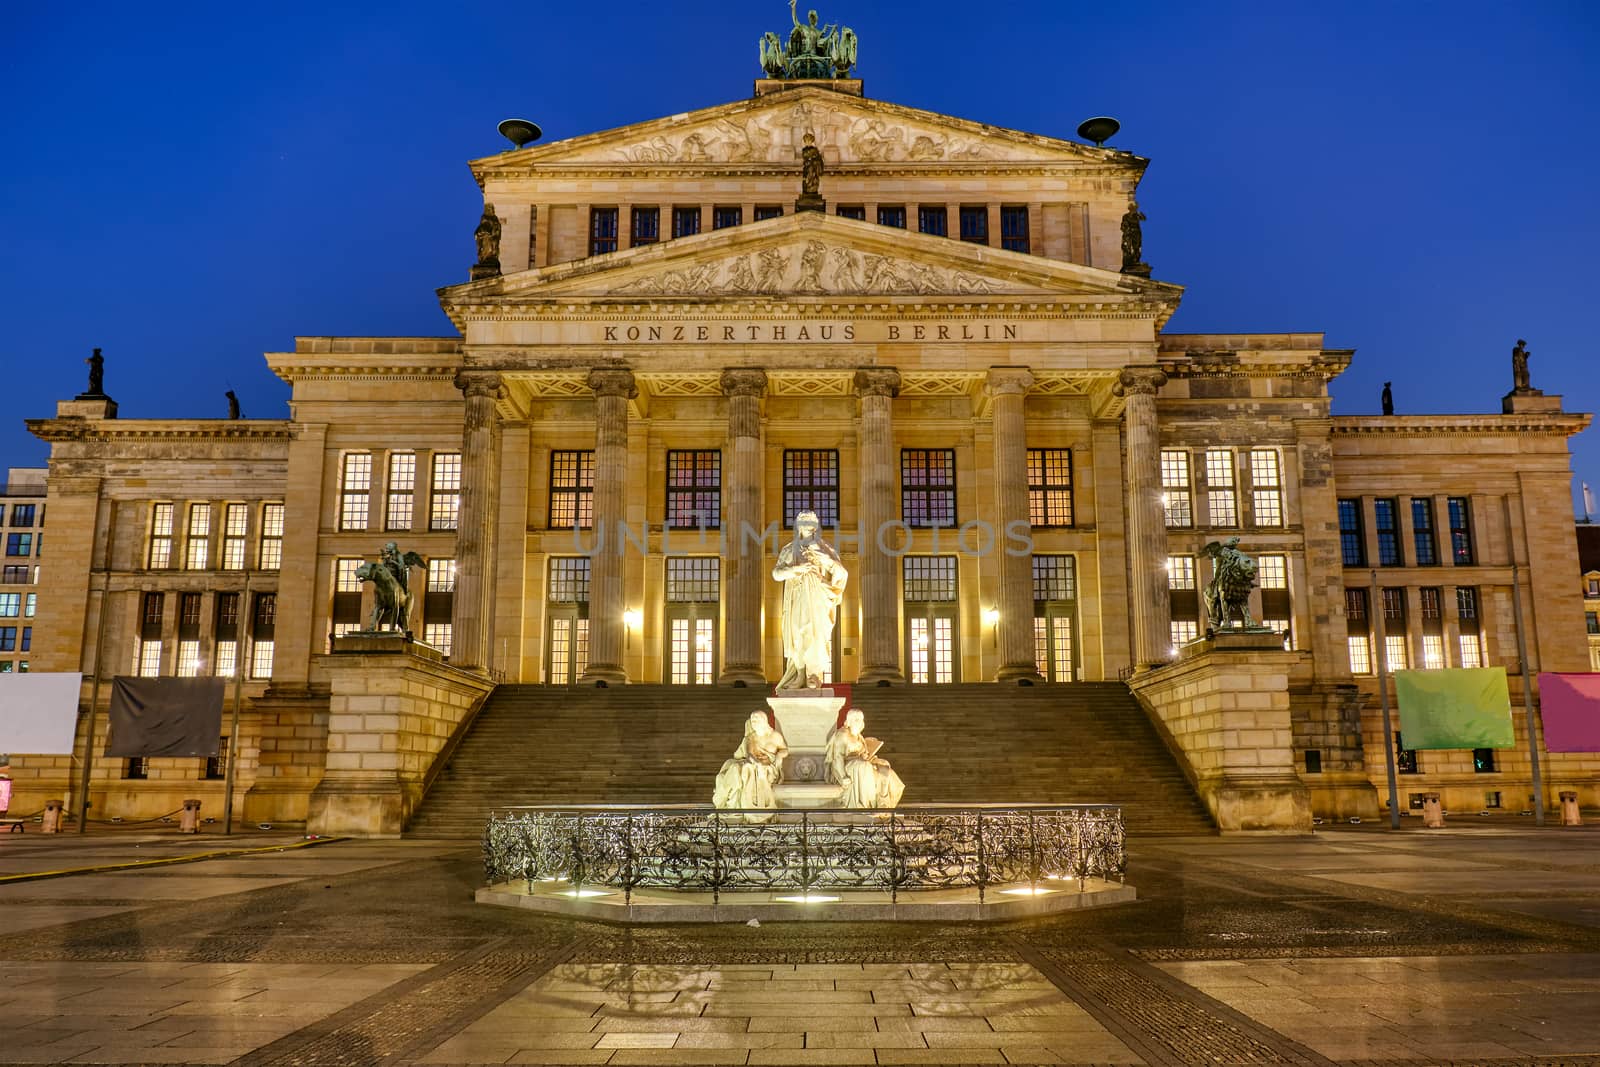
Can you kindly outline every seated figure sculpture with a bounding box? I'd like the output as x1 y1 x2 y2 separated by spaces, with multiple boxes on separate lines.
824 709 905 809
712 712 789 821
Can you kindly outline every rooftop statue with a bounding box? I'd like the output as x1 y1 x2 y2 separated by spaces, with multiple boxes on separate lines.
83 347 106 397
1512 338 1532 392
760 0 858 80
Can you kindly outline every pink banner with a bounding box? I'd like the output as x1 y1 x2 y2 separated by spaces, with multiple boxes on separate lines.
1539 673 1600 753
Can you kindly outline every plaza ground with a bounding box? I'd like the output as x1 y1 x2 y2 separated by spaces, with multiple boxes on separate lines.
3 824 1600 1065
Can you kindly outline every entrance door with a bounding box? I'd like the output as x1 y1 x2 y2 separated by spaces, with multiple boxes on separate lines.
546 557 590 685
903 555 959 684
665 557 719 685
1032 555 1079 682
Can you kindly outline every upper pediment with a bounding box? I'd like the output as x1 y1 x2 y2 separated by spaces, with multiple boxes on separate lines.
439 212 1181 316
472 87 1142 174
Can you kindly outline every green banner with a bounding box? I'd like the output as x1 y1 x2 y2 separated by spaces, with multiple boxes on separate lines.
1394 668 1514 749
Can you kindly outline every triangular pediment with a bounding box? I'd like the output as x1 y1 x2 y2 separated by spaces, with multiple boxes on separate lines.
472 86 1139 173
441 213 1180 307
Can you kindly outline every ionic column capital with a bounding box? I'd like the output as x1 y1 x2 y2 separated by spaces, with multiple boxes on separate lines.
985 367 1035 398
587 367 638 399
853 368 901 398
1115 367 1168 398
454 370 504 401
719 368 769 397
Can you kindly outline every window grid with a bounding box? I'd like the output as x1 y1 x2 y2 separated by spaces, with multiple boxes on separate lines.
1338 498 1365 566
1161 451 1193 527
877 205 906 229
214 640 237 678
589 207 618 255
137 639 162 677
430 453 461 531
908 616 954 684
666 557 720 603
548 558 591 603
386 453 416 531
339 453 372 531
0 593 18 617
184 504 211 570
903 556 958 601
1448 497 1474 564
1385 634 1410 671
259 503 284 570
901 449 956 528
335 558 363 593
1412 498 1438 565
149 503 174 568
176 640 201 677
782 450 840 528
1348 635 1372 675
1249 450 1283 527
1459 633 1483 668
1375 498 1402 566
917 206 948 236
1204 450 1238 527
1457 586 1479 620
712 205 742 230
958 206 988 243
427 558 457 592
668 617 716 685
1257 555 1288 589
1027 449 1073 527
1031 555 1076 602
665 450 721 529
835 205 866 220
1420 587 1442 620
423 623 453 657
1382 587 1406 621
1172 620 1200 646
671 206 701 238
549 451 594 529
999 206 1029 252
631 206 660 245
1422 634 1446 670
250 639 275 679
753 205 784 221
1167 556 1197 591
222 503 248 569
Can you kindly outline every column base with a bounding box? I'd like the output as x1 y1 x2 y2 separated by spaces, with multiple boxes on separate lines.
995 664 1044 685
856 666 906 686
717 665 768 687
579 663 629 686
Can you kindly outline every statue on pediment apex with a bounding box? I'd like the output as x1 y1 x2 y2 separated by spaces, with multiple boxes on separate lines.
759 0 858 80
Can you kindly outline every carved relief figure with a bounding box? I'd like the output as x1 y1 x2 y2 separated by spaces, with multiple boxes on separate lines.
861 253 909 293
952 271 994 294
679 133 711 162
798 240 826 289
757 247 789 290
828 247 863 291
727 255 757 293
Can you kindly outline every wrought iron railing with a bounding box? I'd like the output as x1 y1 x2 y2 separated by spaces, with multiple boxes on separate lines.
483 804 1125 905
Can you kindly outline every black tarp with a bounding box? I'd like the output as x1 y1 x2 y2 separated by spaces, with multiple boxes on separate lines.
105 677 225 758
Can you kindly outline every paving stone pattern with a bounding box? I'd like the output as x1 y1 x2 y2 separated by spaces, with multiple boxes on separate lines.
4 827 1600 1065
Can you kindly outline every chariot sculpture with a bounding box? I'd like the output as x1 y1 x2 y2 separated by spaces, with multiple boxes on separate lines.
760 0 858 80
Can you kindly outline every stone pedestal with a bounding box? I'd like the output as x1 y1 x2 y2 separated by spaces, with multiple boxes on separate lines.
1422 791 1445 828
768 689 846 808
1502 390 1563 415
1128 631 1313 833
1560 790 1582 826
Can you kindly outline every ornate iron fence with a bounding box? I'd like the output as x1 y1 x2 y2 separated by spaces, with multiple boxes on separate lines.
483 804 1125 904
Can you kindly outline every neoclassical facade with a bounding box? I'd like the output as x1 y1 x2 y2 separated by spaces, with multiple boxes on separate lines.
18 79 1596 825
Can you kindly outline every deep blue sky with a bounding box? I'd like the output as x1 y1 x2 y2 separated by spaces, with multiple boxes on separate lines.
4 2 1597 511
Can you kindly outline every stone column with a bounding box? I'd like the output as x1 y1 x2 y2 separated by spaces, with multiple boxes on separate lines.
987 368 1042 682
855 369 905 684
451 371 503 672
719 369 768 686
581 368 636 685
1119 367 1172 670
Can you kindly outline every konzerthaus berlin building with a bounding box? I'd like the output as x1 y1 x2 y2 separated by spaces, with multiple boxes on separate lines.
19 72 1597 828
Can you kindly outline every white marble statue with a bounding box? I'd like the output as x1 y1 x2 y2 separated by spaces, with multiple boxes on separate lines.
771 510 848 690
825 709 905 809
712 711 789 820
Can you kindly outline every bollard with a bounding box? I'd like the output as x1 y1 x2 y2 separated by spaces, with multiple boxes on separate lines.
1560 790 1582 827
41 799 64 833
1422 791 1445 829
179 799 202 834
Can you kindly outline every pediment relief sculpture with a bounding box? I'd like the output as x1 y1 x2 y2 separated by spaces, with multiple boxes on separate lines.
605 240 1002 297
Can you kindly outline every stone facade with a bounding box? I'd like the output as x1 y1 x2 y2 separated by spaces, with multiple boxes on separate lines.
0 467 43 677
11 81 1595 829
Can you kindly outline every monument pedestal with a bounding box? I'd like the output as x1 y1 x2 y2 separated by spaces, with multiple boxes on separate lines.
768 688 845 808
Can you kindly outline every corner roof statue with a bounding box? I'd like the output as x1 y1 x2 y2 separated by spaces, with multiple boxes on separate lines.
760 0 858 80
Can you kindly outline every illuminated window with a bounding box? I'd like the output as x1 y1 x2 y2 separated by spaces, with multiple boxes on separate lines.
1348 635 1372 675
427 558 457 592
901 449 956 528
250 640 275 679
339 453 372 531
1027 449 1073 527
1385 634 1409 671
184 503 211 570
1161 451 1192 527
1031 555 1076 601
430 453 461 530
386 453 416 531
1172 620 1200 646
137 639 162 677
176 640 201 677
548 558 591 603
1167 556 1196 590
222 503 248 569
1205 450 1237 527
1422 634 1446 670
1459 633 1483 669
549 450 594 530
783 450 839 527
149 504 174 568
1249 450 1282 527
423 623 453 657
214 640 237 678
666 450 721 529
258 503 284 570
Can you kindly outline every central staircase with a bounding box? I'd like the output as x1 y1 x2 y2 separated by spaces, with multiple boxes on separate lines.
406 683 1213 838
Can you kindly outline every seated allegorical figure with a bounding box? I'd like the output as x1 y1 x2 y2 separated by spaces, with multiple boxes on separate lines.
712 711 789 820
824 709 905 809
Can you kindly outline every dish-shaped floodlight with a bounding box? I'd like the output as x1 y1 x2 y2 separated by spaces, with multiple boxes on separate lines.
497 118 543 150
1076 116 1120 147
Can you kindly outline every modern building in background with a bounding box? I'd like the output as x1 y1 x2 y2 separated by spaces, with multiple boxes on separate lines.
0 467 44 675
11 72 1595 828
1580 523 1600 670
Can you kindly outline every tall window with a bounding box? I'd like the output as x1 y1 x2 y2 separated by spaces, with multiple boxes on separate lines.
250 593 276 679
1258 554 1291 647
1382 588 1408 669
901 449 956 527
753 205 784 221
917 206 948 237
1249 450 1283 527
332 558 363 637
877 205 906 229
958 205 988 243
589 207 618 255
1204 449 1237 527
1027 449 1073 527
1338 499 1365 566
1448 497 1474 564
549 450 594 529
386 453 416 531
430 453 461 530
149 503 175 568
1374 499 1402 566
215 593 240 677
999 206 1029 252
783 450 839 527
904 556 958 684
665 450 721 529
665 557 719 685
671 206 701 238
259 503 284 570
1161 451 1193 527
222 503 248 570
1412 498 1438 565
184 504 211 570
1032 555 1077 681
1420 587 1445 668
1458 587 1483 668
631 206 660 246
339 453 371 531
138 591 164 677
712 205 742 230
1169 556 1200 646
1346 588 1371 674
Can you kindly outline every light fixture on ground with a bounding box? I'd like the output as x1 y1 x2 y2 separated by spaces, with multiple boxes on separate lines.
774 893 841 904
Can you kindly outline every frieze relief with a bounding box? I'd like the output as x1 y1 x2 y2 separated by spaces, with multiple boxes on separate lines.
609 240 1001 297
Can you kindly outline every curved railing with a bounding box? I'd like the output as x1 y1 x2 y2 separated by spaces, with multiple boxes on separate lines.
483 804 1125 904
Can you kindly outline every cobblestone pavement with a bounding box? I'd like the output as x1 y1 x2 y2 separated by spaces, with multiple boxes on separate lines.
3 824 1600 1065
